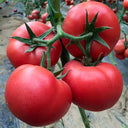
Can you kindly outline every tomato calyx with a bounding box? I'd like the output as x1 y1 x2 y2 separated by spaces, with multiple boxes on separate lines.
82 11 110 56
11 23 54 53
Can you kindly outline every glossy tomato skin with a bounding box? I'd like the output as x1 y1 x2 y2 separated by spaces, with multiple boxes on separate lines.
62 1 120 61
62 60 123 111
7 21 62 68
114 38 125 54
123 0 128 10
5 64 72 126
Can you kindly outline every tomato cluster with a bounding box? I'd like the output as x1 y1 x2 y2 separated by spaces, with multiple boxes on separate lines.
5 1 123 127
27 9 49 24
114 38 128 59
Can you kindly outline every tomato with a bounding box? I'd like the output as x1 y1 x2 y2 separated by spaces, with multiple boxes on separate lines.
115 52 125 60
27 15 34 20
62 60 123 111
123 0 128 10
5 64 72 126
41 12 48 24
124 48 128 57
123 14 128 22
31 10 40 19
7 21 62 68
114 39 125 54
14 9 17 12
62 1 120 61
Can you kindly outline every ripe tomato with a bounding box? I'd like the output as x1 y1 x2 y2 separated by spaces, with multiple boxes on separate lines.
114 39 125 54
7 21 62 68
62 1 120 61
5 64 72 126
123 14 128 22
31 10 40 19
123 0 128 10
124 48 128 57
115 52 125 60
41 12 48 23
14 9 17 12
27 15 34 20
62 60 123 111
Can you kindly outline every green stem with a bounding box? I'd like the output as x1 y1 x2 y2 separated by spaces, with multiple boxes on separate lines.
119 8 126 23
33 25 93 46
46 46 52 71
57 24 93 42
78 107 90 128
47 0 56 28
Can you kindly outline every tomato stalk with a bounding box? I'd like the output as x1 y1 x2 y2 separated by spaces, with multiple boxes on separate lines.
122 31 128 49
78 107 90 128
119 8 126 23
33 24 93 46
46 46 52 71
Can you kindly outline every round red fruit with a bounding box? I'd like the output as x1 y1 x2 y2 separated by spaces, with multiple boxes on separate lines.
62 1 120 61
62 60 123 111
7 21 62 68
5 64 72 126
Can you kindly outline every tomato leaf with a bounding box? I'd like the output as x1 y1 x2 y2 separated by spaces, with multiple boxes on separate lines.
11 36 33 45
56 70 70 79
54 68 64 77
24 23 36 39
25 46 37 53
47 0 63 27
40 52 46 68
94 33 110 49
95 26 111 33
110 52 117 66
38 27 53 39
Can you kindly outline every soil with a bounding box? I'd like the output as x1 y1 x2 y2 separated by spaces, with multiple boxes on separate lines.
0 1 128 128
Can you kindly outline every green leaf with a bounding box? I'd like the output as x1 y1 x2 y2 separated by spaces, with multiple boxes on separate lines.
54 68 64 77
40 52 46 68
85 10 89 32
24 23 36 39
91 54 104 66
90 12 98 27
11 36 32 45
66 41 74 47
25 46 36 53
94 34 110 49
95 26 111 33
56 70 70 79
76 41 87 56
47 0 63 26
49 0 61 14
38 28 53 39
110 52 117 66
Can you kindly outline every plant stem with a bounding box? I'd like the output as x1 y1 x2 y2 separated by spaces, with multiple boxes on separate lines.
46 46 52 71
57 24 93 42
33 25 93 47
119 8 126 23
78 107 90 128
